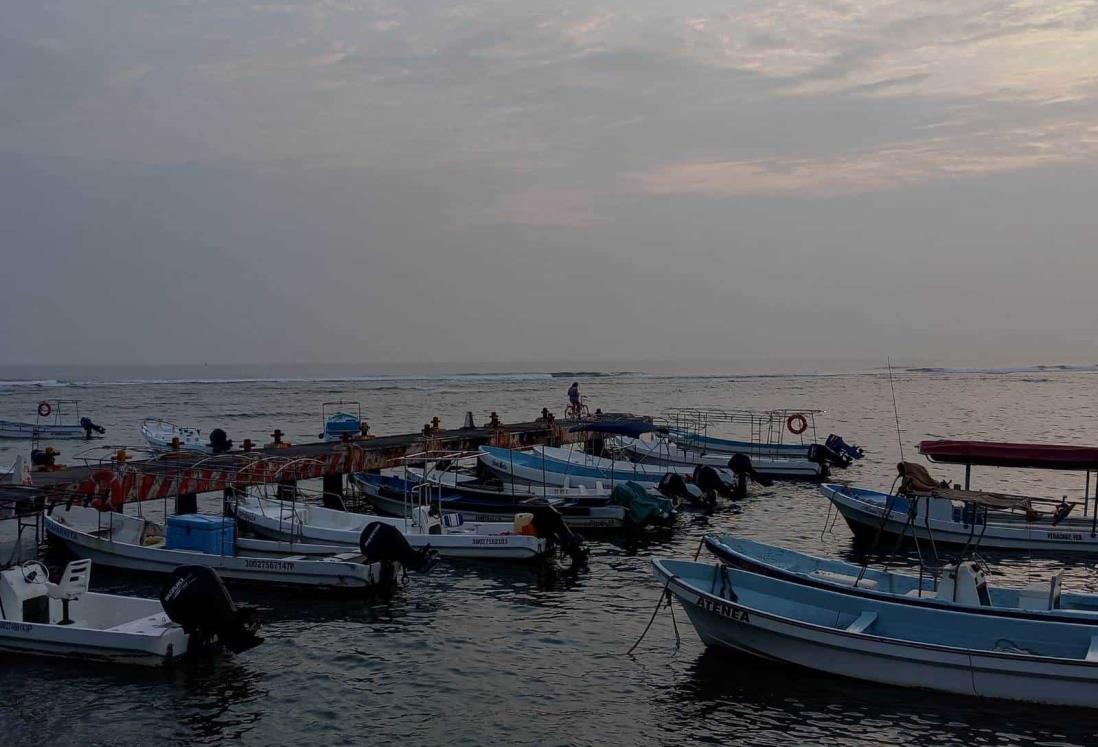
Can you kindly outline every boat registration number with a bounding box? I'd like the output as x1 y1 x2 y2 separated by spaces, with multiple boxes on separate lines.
696 597 749 622
1046 532 1084 541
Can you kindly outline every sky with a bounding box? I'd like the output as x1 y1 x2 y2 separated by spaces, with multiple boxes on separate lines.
3 1 1098 369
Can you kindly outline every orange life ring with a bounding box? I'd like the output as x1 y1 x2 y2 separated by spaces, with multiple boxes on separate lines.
84 469 124 511
786 413 808 435
37 401 52 418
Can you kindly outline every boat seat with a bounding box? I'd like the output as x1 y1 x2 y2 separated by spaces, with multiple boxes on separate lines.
1087 636 1098 662
845 611 877 634
811 570 879 590
441 512 464 528
46 559 91 626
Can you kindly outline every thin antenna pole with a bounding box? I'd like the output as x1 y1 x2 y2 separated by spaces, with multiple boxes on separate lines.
887 357 905 463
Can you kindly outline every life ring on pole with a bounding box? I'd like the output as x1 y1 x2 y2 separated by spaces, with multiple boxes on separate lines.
84 469 124 511
37 401 52 418
786 413 808 435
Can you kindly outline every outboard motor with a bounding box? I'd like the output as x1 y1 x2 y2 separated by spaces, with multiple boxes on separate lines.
359 522 438 575
79 417 106 439
209 428 233 454
657 472 704 507
691 465 728 509
160 566 262 654
805 445 832 479
825 434 864 461
529 506 588 565
811 443 851 469
726 453 773 499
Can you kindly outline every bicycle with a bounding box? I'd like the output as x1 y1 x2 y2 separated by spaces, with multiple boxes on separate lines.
565 397 591 420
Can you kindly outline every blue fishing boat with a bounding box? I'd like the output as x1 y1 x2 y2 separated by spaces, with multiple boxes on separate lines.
351 472 674 530
652 558 1098 707
704 535 1098 622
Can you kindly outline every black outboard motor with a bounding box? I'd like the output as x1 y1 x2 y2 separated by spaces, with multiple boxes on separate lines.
209 428 233 454
812 443 851 469
825 433 864 461
530 506 588 564
160 566 262 654
693 463 737 505
657 472 704 507
805 445 832 480
79 417 106 439
359 522 438 575
727 453 773 499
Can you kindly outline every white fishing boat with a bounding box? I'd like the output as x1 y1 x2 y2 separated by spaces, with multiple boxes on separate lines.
0 559 261 666
0 400 105 440
824 440 1098 553
141 418 210 453
352 469 662 530
232 493 559 561
480 444 682 488
615 436 827 481
705 535 1098 622
0 484 260 665
45 505 417 591
822 482 1098 553
653 558 1098 707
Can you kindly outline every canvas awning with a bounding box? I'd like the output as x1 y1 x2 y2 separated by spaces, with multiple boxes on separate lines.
918 440 1098 471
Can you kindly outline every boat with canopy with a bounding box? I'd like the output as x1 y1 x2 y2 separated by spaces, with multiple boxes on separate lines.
821 439 1098 552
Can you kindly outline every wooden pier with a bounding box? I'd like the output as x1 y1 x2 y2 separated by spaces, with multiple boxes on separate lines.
29 415 599 504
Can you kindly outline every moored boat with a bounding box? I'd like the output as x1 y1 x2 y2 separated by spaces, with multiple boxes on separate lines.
352 471 674 530
653 557 1098 707
232 493 572 561
0 400 105 440
704 535 1098 622
45 505 421 592
141 418 211 453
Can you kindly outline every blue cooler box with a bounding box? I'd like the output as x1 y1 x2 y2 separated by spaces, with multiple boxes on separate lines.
165 514 235 555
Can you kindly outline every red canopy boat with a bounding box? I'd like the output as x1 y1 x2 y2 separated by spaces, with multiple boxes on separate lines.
918 440 1098 471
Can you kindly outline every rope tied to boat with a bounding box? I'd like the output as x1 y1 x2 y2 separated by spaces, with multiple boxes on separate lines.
626 577 680 655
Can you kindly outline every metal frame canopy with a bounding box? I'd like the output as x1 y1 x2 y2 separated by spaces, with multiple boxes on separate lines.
919 440 1098 471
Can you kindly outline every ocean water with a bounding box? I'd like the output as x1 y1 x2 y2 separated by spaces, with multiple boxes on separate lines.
2 364 1098 745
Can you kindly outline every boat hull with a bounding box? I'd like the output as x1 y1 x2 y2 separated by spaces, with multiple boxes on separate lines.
45 510 388 591
655 559 1098 707
0 421 97 440
234 498 547 561
821 483 1098 553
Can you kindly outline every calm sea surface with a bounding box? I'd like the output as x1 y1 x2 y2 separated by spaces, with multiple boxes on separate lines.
2 365 1098 745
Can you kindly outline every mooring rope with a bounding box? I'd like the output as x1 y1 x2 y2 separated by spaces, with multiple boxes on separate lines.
626 578 676 655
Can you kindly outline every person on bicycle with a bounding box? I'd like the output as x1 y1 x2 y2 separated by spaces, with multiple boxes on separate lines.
567 381 581 413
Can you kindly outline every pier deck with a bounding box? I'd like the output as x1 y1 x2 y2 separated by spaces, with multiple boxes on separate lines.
29 416 599 503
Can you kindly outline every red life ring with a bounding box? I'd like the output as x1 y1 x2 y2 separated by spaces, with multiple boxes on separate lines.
786 414 808 435
83 469 125 511
37 401 52 418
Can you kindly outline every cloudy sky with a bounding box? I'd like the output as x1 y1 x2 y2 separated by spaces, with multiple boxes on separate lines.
4 1 1098 367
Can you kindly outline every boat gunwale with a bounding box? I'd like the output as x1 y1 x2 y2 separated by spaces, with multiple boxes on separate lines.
654 559 1098 667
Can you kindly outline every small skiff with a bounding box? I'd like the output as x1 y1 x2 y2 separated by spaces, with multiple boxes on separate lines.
45 505 402 592
141 418 210 453
0 559 259 666
233 494 552 561
821 483 1098 553
705 535 1098 622
654 558 1098 707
